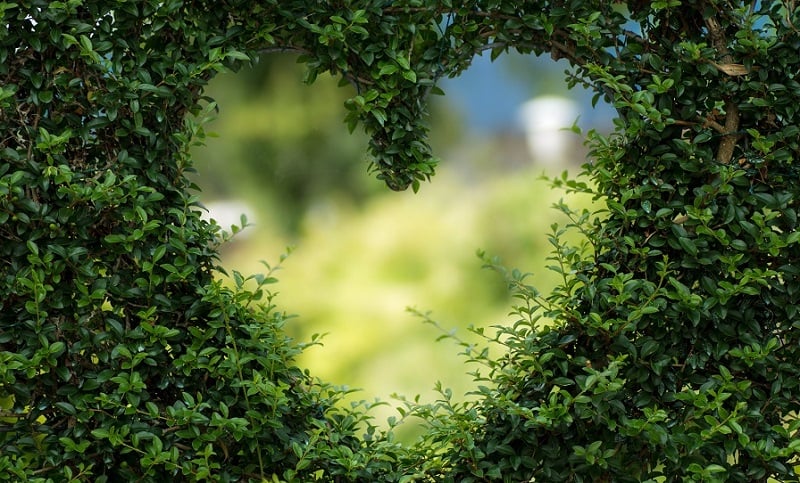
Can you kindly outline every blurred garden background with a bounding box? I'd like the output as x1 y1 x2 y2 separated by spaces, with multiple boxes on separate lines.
190 51 613 439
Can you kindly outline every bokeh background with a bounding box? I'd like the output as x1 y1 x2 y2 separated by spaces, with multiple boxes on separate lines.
190 51 613 439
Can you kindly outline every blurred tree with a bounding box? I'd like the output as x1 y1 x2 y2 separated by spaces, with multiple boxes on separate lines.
191 42 587 434
192 55 377 232
194 53 468 234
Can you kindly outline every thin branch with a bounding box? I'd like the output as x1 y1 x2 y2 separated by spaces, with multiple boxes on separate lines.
703 117 726 134
258 45 312 56
704 14 740 164
716 101 740 163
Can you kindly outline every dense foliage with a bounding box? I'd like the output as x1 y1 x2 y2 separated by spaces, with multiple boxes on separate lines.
3 0 800 482
0 1 406 481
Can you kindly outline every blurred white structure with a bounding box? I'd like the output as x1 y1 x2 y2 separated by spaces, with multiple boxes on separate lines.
200 199 256 239
518 96 579 166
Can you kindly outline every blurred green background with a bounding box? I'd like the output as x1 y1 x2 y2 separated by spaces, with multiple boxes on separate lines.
190 52 608 438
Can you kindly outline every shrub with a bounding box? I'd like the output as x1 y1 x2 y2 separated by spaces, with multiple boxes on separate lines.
0 2 405 481
3 1 800 482
407 2 800 481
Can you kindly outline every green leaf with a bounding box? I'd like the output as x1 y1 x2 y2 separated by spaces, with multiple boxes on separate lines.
372 109 387 126
678 236 698 256
49 341 66 356
378 63 399 76
79 34 93 52
225 49 251 61
55 401 76 415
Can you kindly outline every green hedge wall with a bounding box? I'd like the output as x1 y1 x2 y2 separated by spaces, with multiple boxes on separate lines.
3 1 800 482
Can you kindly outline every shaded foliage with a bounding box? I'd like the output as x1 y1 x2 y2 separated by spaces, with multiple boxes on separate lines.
3 0 800 482
0 1 408 481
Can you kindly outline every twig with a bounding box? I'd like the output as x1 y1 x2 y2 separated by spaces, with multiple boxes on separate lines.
258 46 311 56
704 14 740 164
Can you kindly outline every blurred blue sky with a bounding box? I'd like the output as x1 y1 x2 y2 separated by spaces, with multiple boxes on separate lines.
439 51 616 133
